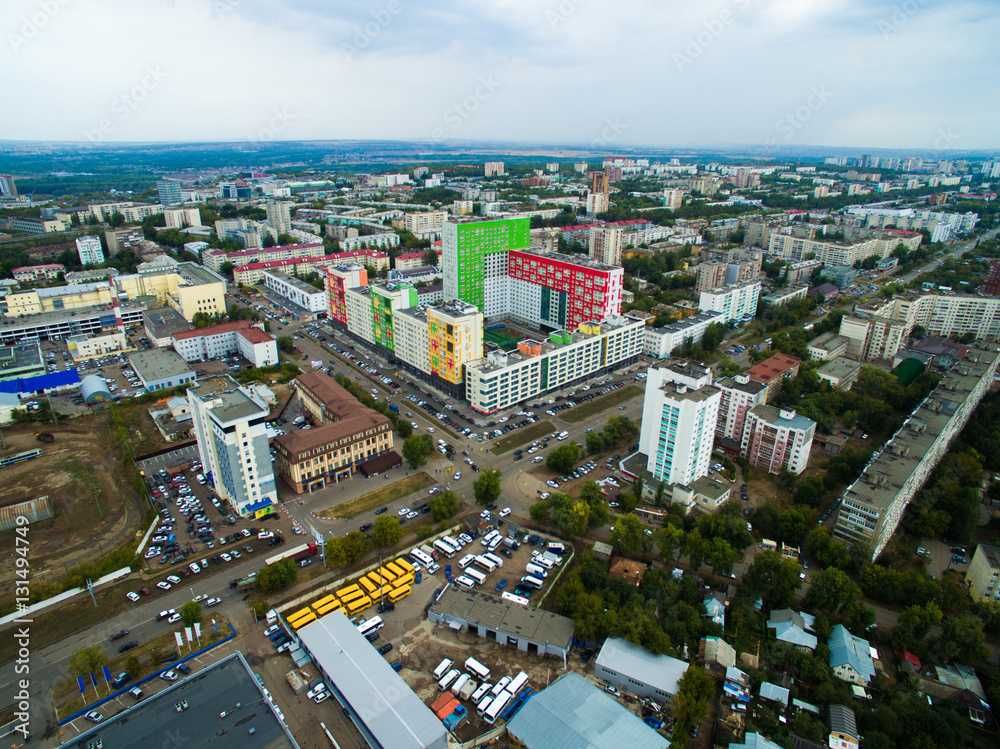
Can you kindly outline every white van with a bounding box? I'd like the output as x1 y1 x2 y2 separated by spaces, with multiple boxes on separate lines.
557 431 569 440
433 658 454 680
196 474 206 485
525 563 549 578
438 669 460 691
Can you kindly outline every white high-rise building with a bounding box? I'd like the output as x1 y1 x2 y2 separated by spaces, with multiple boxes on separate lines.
188 376 277 516
699 280 761 323
663 188 683 211
589 226 624 267
76 236 105 266
639 362 720 487
266 200 292 235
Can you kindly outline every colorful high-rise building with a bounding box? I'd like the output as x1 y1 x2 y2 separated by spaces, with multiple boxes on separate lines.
371 283 418 351
427 302 483 385
443 217 530 314
508 250 624 330
325 264 368 326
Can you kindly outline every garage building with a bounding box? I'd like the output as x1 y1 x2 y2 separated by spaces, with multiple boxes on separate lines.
593 637 688 702
298 611 447 749
507 672 667 749
427 588 574 666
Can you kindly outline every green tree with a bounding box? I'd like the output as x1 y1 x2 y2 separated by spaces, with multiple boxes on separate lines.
671 665 715 730
473 468 502 506
742 550 802 609
276 336 295 354
778 508 807 546
255 559 298 593
396 420 413 438
547 442 581 474
793 475 826 508
125 655 141 678
179 601 202 626
938 616 989 664
109 212 125 228
707 537 738 576
372 515 403 547
610 513 644 555
421 249 439 266
67 644 108 678
341 531 372 564
429 489 459 521
529 499 552 524
585 430 606 454
402 434 433 469
219 261 235 277
655 524 685 561
802 567 859 615
325 536 347 566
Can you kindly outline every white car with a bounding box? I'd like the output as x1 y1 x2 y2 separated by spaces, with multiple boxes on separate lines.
453 472 461 480
426 426 435 433
533 456 543 463
126 591 140 602
167 575 181 584
480 509 491 519
398 507 409 516
189 563 201 574
405 510 418 519
264 625 279 637
167 613 181 624
220 553 232 562
157 581 172 590
499 507 511 518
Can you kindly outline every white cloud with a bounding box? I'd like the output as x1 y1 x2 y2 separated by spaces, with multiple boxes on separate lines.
0 0 996 148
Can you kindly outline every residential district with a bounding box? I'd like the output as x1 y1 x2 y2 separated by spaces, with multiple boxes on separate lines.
1 151 1000 749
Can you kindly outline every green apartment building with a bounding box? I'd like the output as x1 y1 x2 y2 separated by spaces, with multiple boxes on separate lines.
371 283 418 351
443 217 530 315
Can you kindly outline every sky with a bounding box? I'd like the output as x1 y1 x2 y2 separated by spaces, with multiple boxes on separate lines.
2 0 998 151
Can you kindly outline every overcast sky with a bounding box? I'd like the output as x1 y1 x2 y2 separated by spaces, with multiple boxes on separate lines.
3 0 997 151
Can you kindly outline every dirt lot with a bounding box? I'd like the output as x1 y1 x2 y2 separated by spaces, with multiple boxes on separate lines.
0 418 146 599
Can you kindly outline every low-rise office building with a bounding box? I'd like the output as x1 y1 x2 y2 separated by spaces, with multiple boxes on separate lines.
12 264 64 283
808 331 850 361
67 331 130 361
237 327 278 367
817 357 862 391
427 587 574 665
0 342 46 382
129 349 197 391
172 320 257 362
762 285 809 307
594 637 688 702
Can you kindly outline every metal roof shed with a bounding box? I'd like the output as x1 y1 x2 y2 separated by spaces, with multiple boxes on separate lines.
507 672 668 749
298 611 447 749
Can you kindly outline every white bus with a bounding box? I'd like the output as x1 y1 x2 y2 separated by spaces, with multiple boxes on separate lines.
476 696 494 717
488 536 503 552
455 575 476 589
356 616 384 639
541 551 563 566
464 567 487 586
480 530 500 547
441 537 461 554
501 591 529 606
464 657 491 681
474 555 497 573
411 548 434 567
484 691 512 724
483 552 504 568
507 672 529 699
547 542 567 555
438 668 460 691
531 555 554 570
433 658 454 680
433 539 456 558
451 673 471 697
458 554 477 570
490 676 511 698
471 682 492 703
525 563 549 578
520 576 544 589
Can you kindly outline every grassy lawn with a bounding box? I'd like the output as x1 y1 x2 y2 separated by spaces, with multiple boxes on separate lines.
490 421 556 455
560 385 643 424
317 472 435 519
53 617 232 718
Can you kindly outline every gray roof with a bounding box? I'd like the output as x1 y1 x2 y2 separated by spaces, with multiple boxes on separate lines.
828 703 858 739
759 681 790 705
428 587 575 649
298 611 446 749
730 733 786 749
595 638 687 696
768 609 818 650
128 349 195 383
507 672 668 749
66 652 297 749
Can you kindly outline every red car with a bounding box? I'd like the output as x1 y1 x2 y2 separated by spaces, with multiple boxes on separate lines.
139 587 150 596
